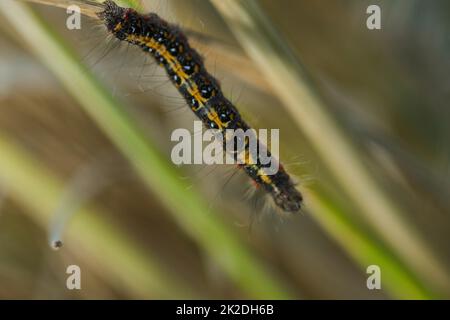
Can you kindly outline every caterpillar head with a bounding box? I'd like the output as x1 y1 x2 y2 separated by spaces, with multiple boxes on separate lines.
97 1 129 37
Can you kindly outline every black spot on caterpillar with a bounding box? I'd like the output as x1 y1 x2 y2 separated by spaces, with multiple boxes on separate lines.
97 0 303 212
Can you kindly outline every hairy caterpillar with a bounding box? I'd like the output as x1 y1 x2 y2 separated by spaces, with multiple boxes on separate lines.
97 0 303 212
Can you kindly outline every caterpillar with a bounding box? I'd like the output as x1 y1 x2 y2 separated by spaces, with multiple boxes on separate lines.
97 0 303 212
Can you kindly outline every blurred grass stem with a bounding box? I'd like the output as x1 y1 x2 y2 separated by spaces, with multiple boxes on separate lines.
209 0 449 295
0 0 293 299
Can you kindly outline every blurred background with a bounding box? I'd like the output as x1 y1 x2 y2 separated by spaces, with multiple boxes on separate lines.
0 0 449 299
